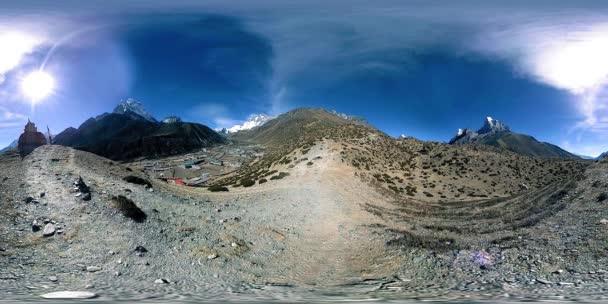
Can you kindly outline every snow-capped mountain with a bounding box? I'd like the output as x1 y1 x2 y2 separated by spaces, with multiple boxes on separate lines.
226 114 277 133
0 139 17 153
449 116 579 159
162 116 182 124
330 110 369 125
450 117 510 144
477 116 510 134
113 98 157 123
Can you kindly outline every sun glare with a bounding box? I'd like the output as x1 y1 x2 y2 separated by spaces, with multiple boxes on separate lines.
21 71 55 102
0 32 38 74
534 27 608 94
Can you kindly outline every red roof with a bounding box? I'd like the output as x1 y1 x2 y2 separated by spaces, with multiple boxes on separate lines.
168 178 184 185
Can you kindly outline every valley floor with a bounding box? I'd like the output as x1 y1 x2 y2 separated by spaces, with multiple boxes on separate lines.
1 144 607 302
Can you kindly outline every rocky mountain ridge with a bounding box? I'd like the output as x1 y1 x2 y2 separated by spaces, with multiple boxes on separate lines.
449 117 579 159
450 117 510 144
53 100 224 161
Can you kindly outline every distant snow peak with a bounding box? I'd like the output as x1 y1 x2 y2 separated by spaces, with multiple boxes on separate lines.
331 110 350 120
113 98 157 122
331 110 355 121
226 113 277 133
0 139 17 153
478 116 509 134
162 116 182 124
450 117 510 144
329 110 369 125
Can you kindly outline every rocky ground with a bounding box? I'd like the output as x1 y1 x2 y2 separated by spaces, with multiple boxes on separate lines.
1 144 607 302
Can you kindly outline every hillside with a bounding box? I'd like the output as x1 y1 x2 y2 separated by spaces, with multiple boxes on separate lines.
0 109 605 301
470 131 580 159
1 136 605 300
450 117 579 159
221 108 587 202
230 108 360 146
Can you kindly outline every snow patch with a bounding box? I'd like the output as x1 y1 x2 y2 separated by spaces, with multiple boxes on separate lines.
113 98 157 122
162 116 182 124
226 113 276 133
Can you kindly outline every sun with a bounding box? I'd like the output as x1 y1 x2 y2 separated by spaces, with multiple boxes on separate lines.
21 71 55 102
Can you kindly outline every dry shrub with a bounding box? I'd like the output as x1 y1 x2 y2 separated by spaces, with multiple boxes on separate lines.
209 185 229 192
123 176 152 188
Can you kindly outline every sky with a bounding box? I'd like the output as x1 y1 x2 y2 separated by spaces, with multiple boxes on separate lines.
1 1 608 157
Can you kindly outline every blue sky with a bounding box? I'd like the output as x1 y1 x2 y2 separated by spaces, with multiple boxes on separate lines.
1 1 608 156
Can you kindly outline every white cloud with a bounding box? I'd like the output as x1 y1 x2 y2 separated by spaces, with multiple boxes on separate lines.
191 102 241 129
0 106 27 143
240 3 608 137
193 103 228 117
0 121 24 128
0 31 41 76
0 107 27 121
469 19 608 133
269 86 287 115
212 117 240 129
4 1 608 144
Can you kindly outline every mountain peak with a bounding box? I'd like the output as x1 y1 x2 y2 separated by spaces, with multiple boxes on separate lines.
450 116 510 144
113 98 157 123
449 117 578 159
478 116 510 134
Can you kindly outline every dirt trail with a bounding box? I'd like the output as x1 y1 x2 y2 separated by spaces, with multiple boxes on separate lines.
259 142 398 285
153 140 400 285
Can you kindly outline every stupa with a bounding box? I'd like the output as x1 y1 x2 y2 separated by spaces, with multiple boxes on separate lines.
18 119 47 156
